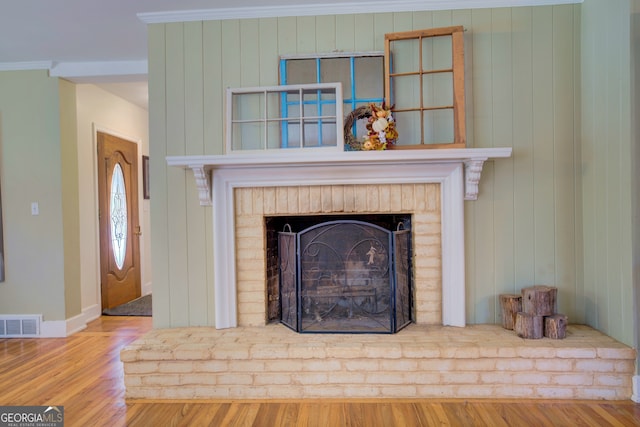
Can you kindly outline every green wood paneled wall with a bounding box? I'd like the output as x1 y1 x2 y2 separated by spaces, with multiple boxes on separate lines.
581 0 634 346
148 3 636 347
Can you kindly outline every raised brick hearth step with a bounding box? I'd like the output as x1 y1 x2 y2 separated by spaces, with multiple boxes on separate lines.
121 324 635 400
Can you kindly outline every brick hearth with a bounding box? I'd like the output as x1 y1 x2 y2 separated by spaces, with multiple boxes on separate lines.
122 323 635 400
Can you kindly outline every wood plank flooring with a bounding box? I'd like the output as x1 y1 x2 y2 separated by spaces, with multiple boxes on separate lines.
1 316 638 426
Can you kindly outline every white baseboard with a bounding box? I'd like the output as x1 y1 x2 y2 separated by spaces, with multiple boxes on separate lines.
38 304 102 338
142 281 152 297
633 375 640 403
40 320 68 337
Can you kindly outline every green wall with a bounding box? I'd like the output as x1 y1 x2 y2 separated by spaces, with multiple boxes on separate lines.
148 2 637 349
59 79 82 319
581 0 635 347
0 70 68 320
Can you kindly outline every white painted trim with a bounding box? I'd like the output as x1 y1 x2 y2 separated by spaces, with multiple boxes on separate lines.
138 0 582 24
49 60 147 79
65 307 95 336
633 375 640 403
41 305 100 338
0 61 53 71
441 165 466 327
167 148 512 205
210 161 467 329
40 320 68 338
0 60 148 79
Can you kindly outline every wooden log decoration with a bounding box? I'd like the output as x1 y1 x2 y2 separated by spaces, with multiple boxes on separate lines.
544 314 568 339
514 312 544 339
522 285 557 316
499 294 522 330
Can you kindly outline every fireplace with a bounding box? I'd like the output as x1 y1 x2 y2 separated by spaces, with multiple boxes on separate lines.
166 148 513 329
267 215 412 333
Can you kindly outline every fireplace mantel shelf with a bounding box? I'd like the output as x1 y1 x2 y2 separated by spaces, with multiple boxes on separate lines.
167 147 512 206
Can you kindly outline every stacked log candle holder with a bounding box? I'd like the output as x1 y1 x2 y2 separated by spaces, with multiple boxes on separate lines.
500 285 568 339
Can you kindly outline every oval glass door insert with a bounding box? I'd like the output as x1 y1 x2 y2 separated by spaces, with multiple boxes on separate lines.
110 163 127 269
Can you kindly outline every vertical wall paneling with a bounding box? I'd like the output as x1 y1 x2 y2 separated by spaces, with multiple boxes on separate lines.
202 20 222 323
491 8 516 319
185 22 205 154
353 14 375 52
203 21 224 155
432 10 453 28
277 17 297 57
631 0 640 368
468 9 493 323
580 2 598 327
591 2 609 332
580 0 634 345
148 24 171 328
605 0 633 340
473 162 496 323
184 22 209 325
411 11 434 33
531 7 556 287
571 4 584 325
221 21 242 91
335 15 356 52
373 13 393 51
240 19 262 87
470 9 493 149
259 18 279 86
316 15 336 52
619 2 635 349
296 16 316 54
148 5 636 346
392 12 413 34
552 6 578 320
165 22 190 325
511 8 536 293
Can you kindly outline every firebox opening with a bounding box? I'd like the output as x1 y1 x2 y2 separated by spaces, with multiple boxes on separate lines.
266 214 413 334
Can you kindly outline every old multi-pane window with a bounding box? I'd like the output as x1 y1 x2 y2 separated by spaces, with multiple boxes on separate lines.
280 53 385 147
226 83 343 152
226 27 465 152
385 26 466 149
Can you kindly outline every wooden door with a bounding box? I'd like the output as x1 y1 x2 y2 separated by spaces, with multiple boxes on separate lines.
97 132 141 309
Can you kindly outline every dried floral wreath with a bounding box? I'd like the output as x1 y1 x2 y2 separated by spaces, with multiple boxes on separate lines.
344 103 398 151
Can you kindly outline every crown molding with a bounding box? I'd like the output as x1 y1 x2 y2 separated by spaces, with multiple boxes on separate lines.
0 61 53 72
0 60 147 80
138 0 582 24
49 60 147 78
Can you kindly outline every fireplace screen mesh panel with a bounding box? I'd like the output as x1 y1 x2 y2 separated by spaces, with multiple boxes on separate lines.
278 219 412 334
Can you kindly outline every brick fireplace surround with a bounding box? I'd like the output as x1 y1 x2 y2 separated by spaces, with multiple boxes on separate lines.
122 149 635 400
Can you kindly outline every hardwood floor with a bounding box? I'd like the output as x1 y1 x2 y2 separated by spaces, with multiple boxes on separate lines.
1 316 638 426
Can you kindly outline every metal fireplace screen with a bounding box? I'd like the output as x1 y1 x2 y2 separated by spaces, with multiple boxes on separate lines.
279 219 412 334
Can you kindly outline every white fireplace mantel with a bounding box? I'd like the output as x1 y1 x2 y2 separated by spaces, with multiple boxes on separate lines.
167 148 512 206
167 147 512 329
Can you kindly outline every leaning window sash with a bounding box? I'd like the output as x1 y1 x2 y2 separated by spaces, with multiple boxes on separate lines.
384 26 466 149
280 53 385 139
225 82 344 153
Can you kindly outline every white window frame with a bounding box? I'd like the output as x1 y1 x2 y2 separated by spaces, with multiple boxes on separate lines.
225 82 344 154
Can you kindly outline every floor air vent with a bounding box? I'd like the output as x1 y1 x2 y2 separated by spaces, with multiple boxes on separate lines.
0 315 42 337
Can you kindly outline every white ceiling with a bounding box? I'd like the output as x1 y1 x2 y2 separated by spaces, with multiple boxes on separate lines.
1 0 356 110
0 0 580 110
